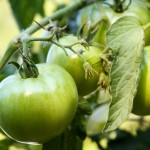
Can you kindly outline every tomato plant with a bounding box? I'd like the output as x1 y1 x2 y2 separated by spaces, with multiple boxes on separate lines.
0 64 78 144
1 0 150 149
132 47 150 116
77 0 150 45
46 35 103 96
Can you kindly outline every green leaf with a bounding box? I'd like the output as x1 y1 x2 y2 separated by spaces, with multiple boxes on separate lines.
8 0 45 29
43 131 82 150
104 16 145 132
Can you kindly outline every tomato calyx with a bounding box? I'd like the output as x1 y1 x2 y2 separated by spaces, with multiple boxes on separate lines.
83 62 98 79
98 73 110 89
9 39 39 79
9 54 39 79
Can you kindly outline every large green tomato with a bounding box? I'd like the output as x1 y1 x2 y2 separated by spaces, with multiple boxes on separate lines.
0 64 78 144
46 35 103 96
132 47 150 116
77 0 150 45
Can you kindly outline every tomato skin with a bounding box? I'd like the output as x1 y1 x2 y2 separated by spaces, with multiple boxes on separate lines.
46 35 103 96
132 47 150 116
0 64 78 144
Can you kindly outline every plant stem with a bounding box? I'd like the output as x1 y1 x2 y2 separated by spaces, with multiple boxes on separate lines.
0 0 94 72
0 39 21 71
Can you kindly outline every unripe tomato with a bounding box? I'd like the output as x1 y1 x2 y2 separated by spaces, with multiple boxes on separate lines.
132 47 150 116
0 64 78 144
77 3 102 25
46 35 103 96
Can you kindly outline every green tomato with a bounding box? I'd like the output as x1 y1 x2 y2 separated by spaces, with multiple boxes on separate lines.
0 64 78 144
77 3 102 25
132 47 150 116
46 35 103 96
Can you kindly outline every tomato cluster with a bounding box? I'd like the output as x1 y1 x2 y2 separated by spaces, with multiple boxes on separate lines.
0 34 104 144
77 0 150 116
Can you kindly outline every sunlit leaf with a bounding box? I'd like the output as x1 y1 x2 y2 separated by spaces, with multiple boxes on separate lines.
104 16 145 132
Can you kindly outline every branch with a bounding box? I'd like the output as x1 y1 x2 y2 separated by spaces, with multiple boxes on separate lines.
0 0 94 72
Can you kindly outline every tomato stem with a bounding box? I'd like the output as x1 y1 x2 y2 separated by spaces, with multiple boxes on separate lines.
17 40 39 79
28 35 54 43
28 36 89 58
83 62 98 79
51 40 68 56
